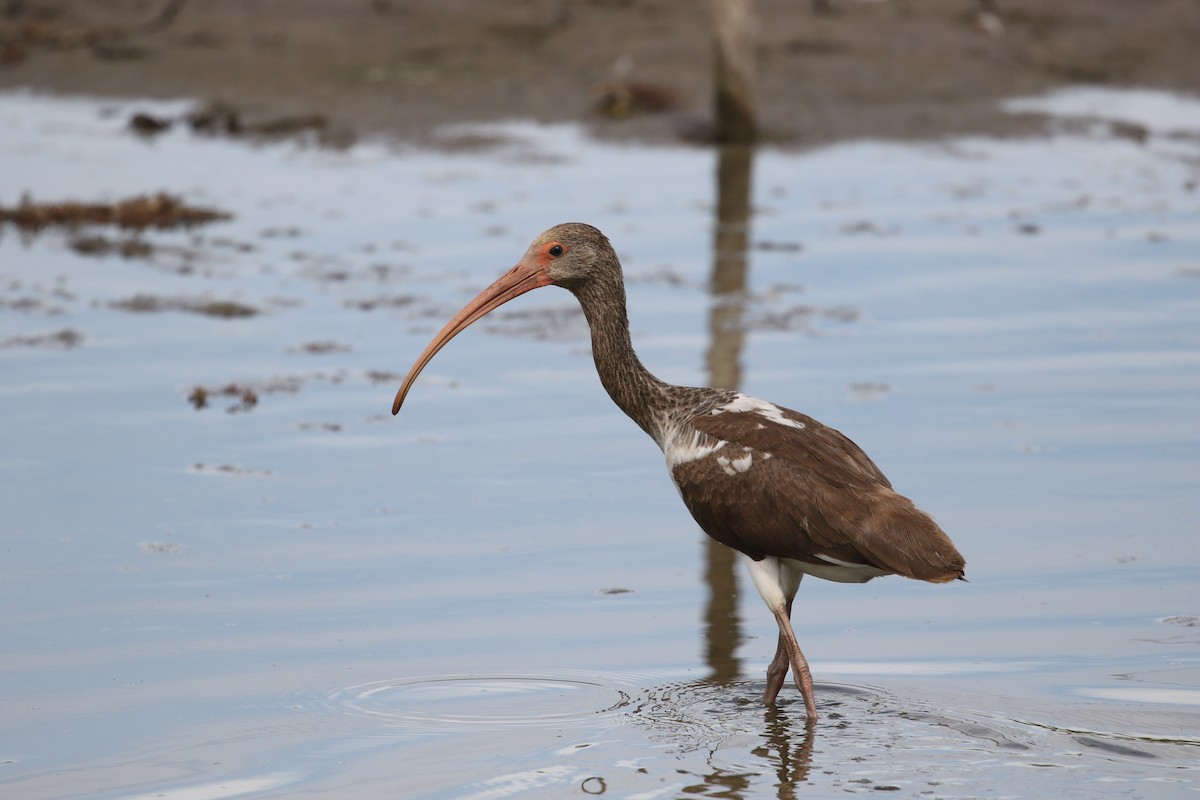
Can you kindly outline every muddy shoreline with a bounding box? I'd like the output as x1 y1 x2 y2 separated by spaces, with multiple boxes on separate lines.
3 0 1199 148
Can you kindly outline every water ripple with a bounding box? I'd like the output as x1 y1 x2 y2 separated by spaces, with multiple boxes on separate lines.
323 671 648 736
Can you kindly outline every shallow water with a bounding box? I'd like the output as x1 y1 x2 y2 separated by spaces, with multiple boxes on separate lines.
1 88 1197 798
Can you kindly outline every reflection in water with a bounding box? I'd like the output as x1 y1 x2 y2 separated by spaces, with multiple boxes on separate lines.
632 676 1199 797
702 144 756 690
702 536 742 686
686 708 815 799
625 677 825 798
755 710 816 799
7 90 1196 800
705 145 754 393
699 144 821 798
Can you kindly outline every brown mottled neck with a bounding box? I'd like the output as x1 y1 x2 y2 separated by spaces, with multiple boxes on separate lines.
570 270 670 444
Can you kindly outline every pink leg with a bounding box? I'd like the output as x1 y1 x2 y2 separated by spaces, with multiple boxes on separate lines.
762 595 794 705
762 633 790 704
770 604 818 719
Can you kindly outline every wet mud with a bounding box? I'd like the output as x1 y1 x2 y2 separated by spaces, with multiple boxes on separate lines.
2 1 1199 145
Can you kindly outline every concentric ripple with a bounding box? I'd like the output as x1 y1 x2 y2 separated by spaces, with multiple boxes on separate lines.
326 671 647 734
621 678 886 750
324 672 890 743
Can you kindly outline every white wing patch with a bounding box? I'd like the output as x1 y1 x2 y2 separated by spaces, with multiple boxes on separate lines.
713 393 806 430
664 428 727 468
715 450 754 476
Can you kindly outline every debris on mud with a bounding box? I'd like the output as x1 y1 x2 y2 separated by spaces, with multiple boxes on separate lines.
68 235 205 274
0 328 83 349
188 383 260 413
186 371 352 413
364 369 404 385
69 235 155 259
296 421 342 433
0 281 74 314
0 193 229 232
109 294 259 318
129 112 172 135
594 81 678 118
187 100 328 139
289 341 352 355
191 463 274 477
127 101 344 145
344 294 419 312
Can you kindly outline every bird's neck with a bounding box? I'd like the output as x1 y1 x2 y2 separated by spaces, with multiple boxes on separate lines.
576 284 669 445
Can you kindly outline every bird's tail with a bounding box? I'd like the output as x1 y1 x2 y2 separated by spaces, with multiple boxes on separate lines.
847 488 966 583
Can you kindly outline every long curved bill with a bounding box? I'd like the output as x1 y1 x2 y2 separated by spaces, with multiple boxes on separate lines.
392 259 552 414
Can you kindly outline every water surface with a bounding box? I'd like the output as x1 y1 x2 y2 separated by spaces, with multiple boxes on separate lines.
1 88 1197 798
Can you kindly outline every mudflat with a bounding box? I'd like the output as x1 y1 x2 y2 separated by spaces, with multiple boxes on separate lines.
2 0 1199 145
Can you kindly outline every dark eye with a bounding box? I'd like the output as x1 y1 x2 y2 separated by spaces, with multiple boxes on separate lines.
548 244 564 257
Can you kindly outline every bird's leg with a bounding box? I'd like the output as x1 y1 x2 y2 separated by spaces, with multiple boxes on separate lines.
743 556 811 713
771 604 818 719
763 634 790 704
762 597 794 705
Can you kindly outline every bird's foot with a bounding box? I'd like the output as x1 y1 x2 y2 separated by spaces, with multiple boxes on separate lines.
794 671 818 720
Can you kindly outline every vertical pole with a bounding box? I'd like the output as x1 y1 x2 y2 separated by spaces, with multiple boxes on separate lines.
712 0 757 143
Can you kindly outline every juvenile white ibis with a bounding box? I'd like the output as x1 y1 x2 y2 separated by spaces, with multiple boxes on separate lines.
393 223 965 719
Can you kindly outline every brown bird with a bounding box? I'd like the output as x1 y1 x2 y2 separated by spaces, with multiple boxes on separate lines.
393 223 965 719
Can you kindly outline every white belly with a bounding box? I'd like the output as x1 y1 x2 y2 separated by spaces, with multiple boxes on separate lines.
742 554 887 612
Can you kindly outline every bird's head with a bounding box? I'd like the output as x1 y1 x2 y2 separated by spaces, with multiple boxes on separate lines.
521 222 616 293
391 222 617 414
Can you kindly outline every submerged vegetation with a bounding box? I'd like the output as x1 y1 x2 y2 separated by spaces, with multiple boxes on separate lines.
0 192 229 232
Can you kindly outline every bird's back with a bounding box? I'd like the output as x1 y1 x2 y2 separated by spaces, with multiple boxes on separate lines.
662 390 965 583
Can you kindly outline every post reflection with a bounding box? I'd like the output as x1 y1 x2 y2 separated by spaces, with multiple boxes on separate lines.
705 144 754 393
697 143 819 798
702 143 755 688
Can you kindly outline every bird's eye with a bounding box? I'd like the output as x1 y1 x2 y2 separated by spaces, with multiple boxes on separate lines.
548 244 564 257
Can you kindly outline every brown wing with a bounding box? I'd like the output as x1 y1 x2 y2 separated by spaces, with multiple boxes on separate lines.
692 402 892 490
676 405 965 583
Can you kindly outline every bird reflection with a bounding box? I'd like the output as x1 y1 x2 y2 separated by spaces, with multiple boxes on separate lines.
682 706 816 798
755 708 816 798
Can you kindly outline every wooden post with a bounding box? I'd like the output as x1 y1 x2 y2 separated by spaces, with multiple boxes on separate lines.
712 0 757 143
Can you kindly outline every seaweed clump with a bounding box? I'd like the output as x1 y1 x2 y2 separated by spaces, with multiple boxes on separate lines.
0 193 229 232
